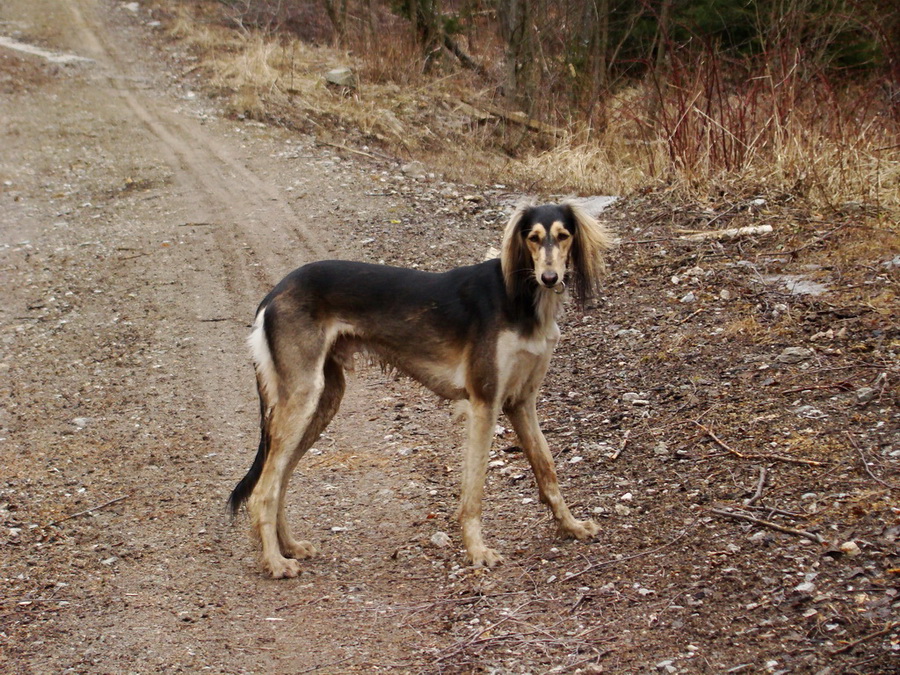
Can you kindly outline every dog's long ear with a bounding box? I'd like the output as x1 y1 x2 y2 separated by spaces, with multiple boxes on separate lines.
565 202 614 307
500 205 533 300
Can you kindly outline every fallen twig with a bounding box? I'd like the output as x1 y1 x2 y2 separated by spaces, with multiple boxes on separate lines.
315 140 385 161
780 380 853 395
677 308 705 325
746 504 808 519
46 495 128 527
744 467 767 506
564 519 697 582
846 432 900 490
710 508 824 544
830 621 898 655
434 601 532 663
695 422 826 467
678 224 773 242
610 430 630 460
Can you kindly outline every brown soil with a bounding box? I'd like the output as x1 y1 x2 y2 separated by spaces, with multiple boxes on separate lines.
1 0 898 673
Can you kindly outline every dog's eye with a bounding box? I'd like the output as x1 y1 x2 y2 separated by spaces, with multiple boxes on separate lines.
527 233 541 243
557 232 571 241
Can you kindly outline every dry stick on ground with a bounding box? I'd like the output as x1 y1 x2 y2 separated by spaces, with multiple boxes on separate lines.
744 467 767 506
433 601 532 663
610 429 631 460
830 621 899 655
780 380 853 395
710 508 825 544
45 495 128 527
677 224 773 242
845 431 900 490
564 519 697 583
695 422 827 467
746 504 808 518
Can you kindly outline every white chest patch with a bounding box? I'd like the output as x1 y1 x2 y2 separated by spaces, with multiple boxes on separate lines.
496 327 558 405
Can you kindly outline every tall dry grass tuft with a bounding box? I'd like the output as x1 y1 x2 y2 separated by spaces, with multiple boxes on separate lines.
163 0 900 219
577 43 900 212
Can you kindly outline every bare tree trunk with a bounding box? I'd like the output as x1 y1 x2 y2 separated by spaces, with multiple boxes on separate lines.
321 0 349 44
401 0 443 69
498 0 534 106
648 0 673 123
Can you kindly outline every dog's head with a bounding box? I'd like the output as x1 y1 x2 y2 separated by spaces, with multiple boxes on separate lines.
501 203 613 307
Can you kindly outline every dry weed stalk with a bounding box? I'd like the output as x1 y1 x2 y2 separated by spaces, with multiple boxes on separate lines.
166 2 900 218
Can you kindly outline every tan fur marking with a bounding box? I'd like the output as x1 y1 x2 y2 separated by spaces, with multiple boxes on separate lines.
235 202 612 578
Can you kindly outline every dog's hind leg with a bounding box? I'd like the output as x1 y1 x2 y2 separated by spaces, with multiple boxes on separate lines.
457 398 504 567
275 356 345 560
249 366 328 579
505 397 600 541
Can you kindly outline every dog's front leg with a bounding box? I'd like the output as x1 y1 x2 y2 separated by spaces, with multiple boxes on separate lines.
505 398 600 541
457 398 503 567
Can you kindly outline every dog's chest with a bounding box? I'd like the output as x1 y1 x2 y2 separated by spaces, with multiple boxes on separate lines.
496 326 558 403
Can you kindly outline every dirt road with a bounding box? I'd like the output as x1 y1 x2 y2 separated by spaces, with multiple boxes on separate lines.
3 0 898 673
1 0 474 670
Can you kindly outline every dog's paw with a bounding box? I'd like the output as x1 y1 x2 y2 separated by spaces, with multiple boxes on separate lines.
263 555 302 579
468 546 504 568
281 539 317 560
559 518 601 541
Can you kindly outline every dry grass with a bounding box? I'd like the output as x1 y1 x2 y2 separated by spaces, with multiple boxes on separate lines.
160 1 900 223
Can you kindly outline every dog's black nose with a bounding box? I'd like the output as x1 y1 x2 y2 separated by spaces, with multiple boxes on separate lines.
541 271 559 287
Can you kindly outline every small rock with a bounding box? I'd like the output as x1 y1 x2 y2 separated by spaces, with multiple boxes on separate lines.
100 556 118 566
794 581 816 594
679 291 696 303
620 492 633 502
794 405 826 419
400 161 427 179
324 67 357 88
614 503 631 516
430 531 452 548
775 347 813 364
719 289 733 300
621 392 649 405
615 328 643 341
839 541 861 556
568 196 618 214
72 417 91 429
656 660 676 673
653 441 669 456
855 387 877 405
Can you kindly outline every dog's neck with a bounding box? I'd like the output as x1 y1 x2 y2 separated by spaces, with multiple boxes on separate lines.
532 285 566 338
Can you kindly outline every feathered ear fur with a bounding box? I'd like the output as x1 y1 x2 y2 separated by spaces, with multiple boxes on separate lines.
500 204 533 301
564 202 614 307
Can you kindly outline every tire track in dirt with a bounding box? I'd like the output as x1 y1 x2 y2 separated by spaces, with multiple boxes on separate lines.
64 0 325 289
1 1 455 671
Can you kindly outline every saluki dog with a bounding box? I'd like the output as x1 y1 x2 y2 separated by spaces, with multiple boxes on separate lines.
228 203 613 578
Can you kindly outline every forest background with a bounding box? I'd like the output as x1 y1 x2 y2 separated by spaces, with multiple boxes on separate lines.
168 0 899 216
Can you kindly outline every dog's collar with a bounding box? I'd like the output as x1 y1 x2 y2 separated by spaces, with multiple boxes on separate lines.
553 281 567 295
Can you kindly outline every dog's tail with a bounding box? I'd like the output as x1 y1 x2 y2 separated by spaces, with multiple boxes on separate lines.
228 306 278 516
